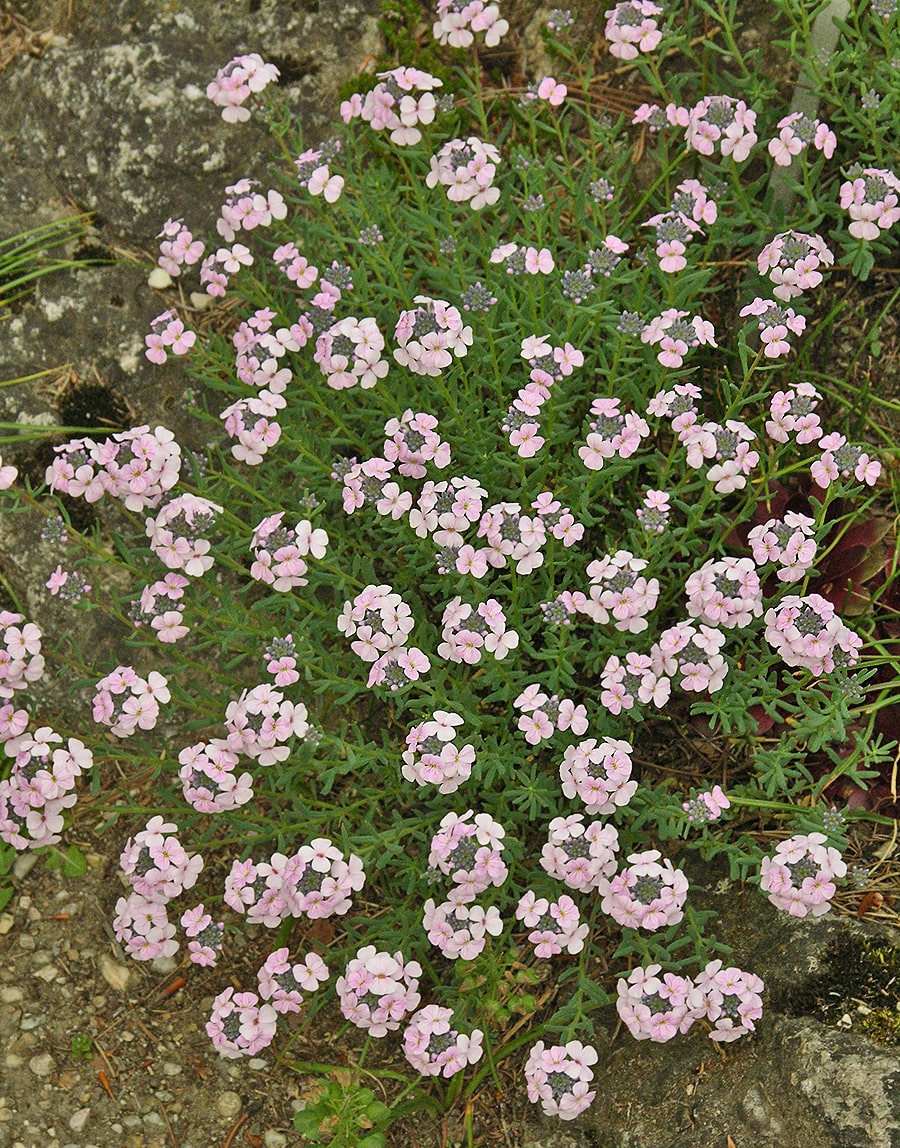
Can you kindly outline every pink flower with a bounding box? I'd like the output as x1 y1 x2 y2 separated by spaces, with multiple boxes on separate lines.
537 77 567 105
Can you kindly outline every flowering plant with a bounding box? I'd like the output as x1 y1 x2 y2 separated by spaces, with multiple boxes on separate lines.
3 0 898 1133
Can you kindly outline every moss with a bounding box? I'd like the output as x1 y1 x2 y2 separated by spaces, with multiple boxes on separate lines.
776 931 900 1045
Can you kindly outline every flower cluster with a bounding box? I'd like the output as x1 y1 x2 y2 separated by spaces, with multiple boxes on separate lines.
425 138 501 210
206 987 277 1059
490 241 555 276
437 597 519 663
144 309 197 364
644 180 716 272
618 961 765 1042
559 737 637 813
684 95 758 161
394 296 474 376
524 1040 597 1120
230 307 296 388
119 816 204 903
314 316 389 390
839 166 900 240
604 1 664 59
224 683 310 766
521 76 569 108
271 242 317 293
383 410 451 476
402 710 475 794
682 785 730 825
130 574 190 643
811 433 881 489
295 143 344 204
215 180 287 243
337 947 422 1037
257 948 329 1013
403 1005 484 1078
93 666 169 738
0 728 89 850
339 457 409 519
339 583 413 659
577 550 660 634
650 620 729 693
249 513 328 592
599 650 671 713
516 891 590 956
225 841 365 925
748 512 817 582
739 297 806 358
178 740 253 814
578 397 649 471
685 556 763 630
757 231 834 301
344 66 443 147
145 493 223 576
220 389 284 465
113 892 180 962
406 474 485 562
180 904 225 967
156 218 205 277
636 489 671 533
47 426 181 510
632 101 690 133
540 814 620 891
428 810 508 901
45 567 91 602
689 960 765 1041
766 382 823 443
616 965 694 1042
263 634 300 687
206 53 280 122
502 341 582 458
0 613 44 698
764 593 861 674
422 898 503 960
760 832 847 917
598 849 689 930
514 683 588 746
767 112 836 166
640 308 716 367
432 1 509 48
467 494 583 577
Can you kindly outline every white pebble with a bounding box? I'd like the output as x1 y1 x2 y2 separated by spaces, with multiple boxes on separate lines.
98 953 131 992
69 1108 91 1131
29 1052 55 1077
216 1091 242 1119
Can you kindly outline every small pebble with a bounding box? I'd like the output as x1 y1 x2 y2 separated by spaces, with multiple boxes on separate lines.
13 853 37 879
248 1058 268 1070
161 1061 182 1076
69 1108 91 1132
35 965 59 983
0 987 23 1003
0 913 13 935
5 1055 24 1070
98 954 131 991
18 935 35 951
29 1052 55 1077
264 1133 287 1148
20 1015 44 1031
216 1091 242 1119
